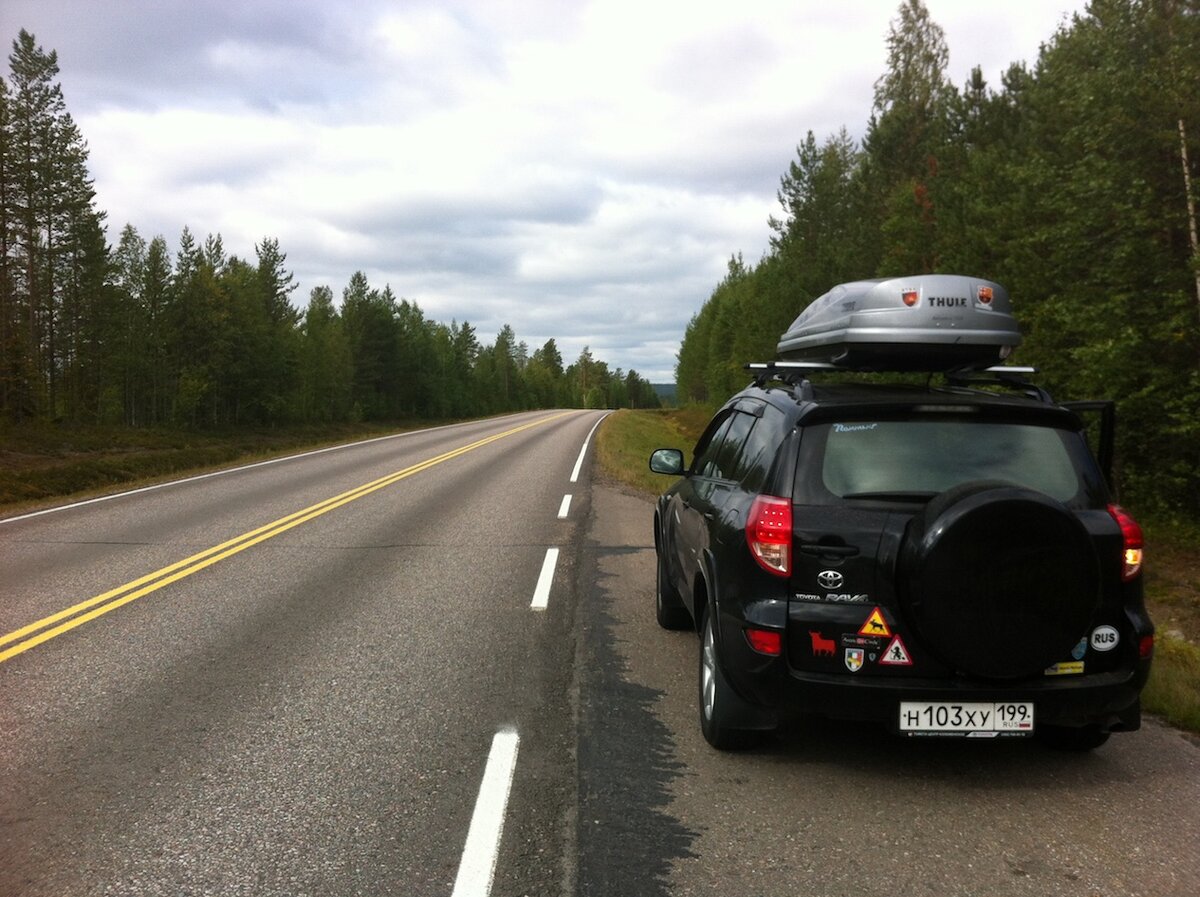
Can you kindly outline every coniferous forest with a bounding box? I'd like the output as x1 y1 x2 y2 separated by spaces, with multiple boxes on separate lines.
0 29 660 439
677 0 1199 516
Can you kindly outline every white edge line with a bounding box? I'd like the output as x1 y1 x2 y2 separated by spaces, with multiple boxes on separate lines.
451 727 520 897
557 495 572 519
569 411 610 484
0 412 550 526
531 547 559 611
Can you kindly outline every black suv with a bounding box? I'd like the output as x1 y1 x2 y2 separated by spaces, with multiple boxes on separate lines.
650 278 1152 752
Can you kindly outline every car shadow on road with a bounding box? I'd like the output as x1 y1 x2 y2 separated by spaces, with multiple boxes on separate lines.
751 714 1140 788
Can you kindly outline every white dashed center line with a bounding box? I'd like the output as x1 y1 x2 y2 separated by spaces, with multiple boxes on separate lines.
557 494 572 519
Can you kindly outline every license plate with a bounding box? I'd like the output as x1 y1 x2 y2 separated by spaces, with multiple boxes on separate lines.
899 701 1034 736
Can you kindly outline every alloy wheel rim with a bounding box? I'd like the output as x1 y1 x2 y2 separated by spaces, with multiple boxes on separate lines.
702 621 716 720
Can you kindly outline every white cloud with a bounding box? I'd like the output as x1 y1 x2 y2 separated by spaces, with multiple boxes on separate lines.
1 0 1089 381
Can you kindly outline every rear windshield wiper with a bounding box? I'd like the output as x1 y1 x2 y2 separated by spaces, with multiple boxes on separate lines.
841 491 938 502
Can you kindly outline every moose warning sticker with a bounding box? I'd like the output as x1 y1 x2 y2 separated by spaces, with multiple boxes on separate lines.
858 607 891 638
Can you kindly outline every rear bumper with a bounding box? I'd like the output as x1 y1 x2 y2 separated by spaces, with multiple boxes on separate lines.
779 666 1144 732
717 613 1150 733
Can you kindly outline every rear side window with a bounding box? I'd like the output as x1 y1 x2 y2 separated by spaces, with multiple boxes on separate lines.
812 419 1090 503
734 405 788 492
692 414 734 478
710 412 756 481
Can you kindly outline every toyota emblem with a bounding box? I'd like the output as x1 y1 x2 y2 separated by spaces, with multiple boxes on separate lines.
818 570 844 590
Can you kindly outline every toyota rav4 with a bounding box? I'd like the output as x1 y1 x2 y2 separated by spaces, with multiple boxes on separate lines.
650 275 1153 751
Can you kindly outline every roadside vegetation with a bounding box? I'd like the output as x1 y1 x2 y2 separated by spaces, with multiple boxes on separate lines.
597 408 1200 738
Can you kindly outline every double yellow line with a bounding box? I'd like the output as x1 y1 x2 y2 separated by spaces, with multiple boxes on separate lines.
0 413 570 665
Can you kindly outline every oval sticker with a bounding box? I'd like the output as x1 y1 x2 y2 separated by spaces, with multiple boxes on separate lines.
1090 625 1120 652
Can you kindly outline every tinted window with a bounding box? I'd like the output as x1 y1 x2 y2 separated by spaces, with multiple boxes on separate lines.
734 405 788 492
816 420 1085 502
710 412 756 481
692 414 734 478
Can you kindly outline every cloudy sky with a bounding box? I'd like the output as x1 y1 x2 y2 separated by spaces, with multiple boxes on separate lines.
1 0 1087 381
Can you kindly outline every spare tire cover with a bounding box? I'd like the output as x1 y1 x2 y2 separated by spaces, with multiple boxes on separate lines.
899 481 1099 680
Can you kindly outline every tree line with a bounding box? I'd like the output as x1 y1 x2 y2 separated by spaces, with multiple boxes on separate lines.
0 29 659 431
676 0 1199 515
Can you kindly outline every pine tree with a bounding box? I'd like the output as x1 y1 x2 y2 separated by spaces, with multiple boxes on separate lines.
253 237 299 422
142 235 172 423
7 30 69 418
864 0 954 274
299 285 352 422
0 73 15 416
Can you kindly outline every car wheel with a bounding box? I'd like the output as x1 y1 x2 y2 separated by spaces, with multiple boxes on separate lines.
656 543 692 630
899 481 1100 680
1035 723 1111 752
698 609 760 751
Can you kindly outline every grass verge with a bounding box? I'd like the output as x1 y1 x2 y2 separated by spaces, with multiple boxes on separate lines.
0 420 431 514
597 408 1200 736
594 407 711 496
1142 637 1200 733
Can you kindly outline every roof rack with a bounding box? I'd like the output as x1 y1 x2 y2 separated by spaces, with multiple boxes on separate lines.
745 361 837 388
744 361 1054 403
942 366 1052 403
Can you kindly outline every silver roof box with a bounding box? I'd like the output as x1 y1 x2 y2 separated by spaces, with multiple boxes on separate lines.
776 274 1022 371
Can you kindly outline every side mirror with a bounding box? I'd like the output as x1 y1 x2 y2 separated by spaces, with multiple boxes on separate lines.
649 448 685 476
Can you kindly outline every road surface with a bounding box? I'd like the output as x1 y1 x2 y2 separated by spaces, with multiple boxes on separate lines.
3 411 1198 896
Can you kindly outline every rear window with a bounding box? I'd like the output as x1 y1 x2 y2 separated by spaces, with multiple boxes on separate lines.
812 419 1088 503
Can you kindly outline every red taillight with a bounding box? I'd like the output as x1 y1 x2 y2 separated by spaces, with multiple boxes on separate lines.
745 628 782 656
747 495 792 577
1138 634 1154 660
1107 504 1144 582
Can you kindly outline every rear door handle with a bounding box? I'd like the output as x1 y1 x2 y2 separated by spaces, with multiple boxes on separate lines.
798 543 860 559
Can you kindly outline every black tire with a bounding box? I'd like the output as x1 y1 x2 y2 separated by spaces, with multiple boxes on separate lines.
698 609 760 751
656 540 692 630
899 481 1100 680
1035 723 1111 752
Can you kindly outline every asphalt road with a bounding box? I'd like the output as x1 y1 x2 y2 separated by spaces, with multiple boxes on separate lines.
1 410 601 897
4 413 1199 897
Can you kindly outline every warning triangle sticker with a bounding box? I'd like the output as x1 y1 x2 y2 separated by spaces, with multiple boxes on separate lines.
879 635 913 666
858 607 891 638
